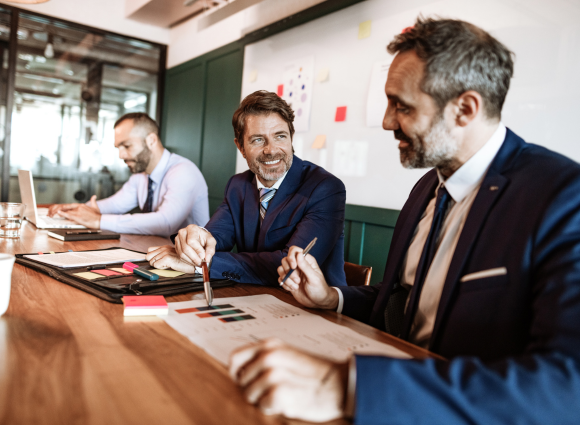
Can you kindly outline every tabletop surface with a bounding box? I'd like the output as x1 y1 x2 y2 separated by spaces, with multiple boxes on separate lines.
0 222 437 425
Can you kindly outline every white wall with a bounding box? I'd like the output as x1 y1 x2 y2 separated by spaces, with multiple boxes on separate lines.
168 0 327 68
0 0 170 44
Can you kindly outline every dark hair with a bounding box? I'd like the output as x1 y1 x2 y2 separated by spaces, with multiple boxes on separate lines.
114 113 159 137
232 90 295 144
387 17 514 119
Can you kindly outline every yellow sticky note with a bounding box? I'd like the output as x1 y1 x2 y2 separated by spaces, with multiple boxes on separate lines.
49 251 55 254
312 135 327 149
74 272 102 280
150 269 185 278
110 268 132 274
358 20 372 39
316 68 329 82
249 69 258 82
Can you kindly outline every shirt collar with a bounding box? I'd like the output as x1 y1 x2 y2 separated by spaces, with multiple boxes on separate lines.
438 123 506 203
256 171 288 191
148 149 171 185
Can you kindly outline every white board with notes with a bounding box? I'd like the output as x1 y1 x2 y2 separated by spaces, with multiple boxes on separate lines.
237 0 580 210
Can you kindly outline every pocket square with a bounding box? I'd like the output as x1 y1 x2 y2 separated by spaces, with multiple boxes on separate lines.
460 267 507 283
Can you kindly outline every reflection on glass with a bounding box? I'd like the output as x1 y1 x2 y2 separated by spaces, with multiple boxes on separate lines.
8 13 162 204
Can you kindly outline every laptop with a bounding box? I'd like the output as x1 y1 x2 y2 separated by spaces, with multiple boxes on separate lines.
18 170 87 229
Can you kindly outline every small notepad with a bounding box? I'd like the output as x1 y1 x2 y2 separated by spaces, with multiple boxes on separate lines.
150 269 185 278
74 272 102 280
122 296 168 316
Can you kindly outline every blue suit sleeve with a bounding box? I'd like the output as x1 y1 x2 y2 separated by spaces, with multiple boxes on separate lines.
352 177 580 425
209 175 346 285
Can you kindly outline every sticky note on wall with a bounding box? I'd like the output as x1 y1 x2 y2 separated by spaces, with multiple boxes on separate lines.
358 20 372 39
277 84 284 96
249 69 258 82
316 68 329 82
335 106 347 122
312 135 326 149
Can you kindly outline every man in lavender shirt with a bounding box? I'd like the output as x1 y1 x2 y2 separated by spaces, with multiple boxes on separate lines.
48 113 209 237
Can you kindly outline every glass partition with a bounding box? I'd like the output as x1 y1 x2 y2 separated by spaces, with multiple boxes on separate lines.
7 12 163 204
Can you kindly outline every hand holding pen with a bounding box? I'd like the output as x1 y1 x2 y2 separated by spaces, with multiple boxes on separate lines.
280 237 317 286
277 240 341 311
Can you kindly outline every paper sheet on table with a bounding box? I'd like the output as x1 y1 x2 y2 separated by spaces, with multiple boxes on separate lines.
161 294 411 365
24 248 146 268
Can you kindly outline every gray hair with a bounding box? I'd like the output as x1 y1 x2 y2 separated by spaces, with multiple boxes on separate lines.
387 17 514 120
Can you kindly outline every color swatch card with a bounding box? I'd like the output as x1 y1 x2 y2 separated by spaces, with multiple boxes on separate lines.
123 295 168 316
162 295 411 365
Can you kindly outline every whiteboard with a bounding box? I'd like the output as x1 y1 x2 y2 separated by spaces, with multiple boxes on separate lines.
238 0 580 210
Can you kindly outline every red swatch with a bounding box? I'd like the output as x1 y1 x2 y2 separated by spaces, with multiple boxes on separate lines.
277 84 284 97
92 269 122 277
335 106 347 122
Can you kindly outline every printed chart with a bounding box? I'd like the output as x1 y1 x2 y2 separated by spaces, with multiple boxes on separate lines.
161 295 411 365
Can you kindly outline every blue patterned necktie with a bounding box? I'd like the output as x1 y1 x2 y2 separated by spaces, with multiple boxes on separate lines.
143 177 154 213
259 187 277 224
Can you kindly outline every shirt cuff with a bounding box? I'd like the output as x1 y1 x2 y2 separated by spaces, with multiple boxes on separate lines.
344 355 357 418
99 214 118 233
333 287 344 313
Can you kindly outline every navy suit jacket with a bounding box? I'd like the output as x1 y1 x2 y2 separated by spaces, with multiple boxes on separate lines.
205 156 347 286
339 129 580 424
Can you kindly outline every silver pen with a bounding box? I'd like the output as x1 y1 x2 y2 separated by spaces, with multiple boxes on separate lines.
201 259 213 306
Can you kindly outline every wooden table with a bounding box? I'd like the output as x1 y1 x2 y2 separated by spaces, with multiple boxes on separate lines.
0 222 437 425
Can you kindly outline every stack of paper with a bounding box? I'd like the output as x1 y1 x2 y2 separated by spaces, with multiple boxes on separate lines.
123 296 168 316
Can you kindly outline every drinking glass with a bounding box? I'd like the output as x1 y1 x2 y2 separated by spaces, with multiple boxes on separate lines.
0 203 26 238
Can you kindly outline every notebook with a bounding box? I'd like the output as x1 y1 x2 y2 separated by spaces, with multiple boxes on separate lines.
47 229 120 241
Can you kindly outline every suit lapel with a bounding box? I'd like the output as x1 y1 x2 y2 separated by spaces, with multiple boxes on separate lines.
243 176 260 251
258 156 303 249
369 171 439 329
429 129 524 348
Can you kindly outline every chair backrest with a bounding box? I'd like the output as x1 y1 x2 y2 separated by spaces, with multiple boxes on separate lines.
344 262 372 286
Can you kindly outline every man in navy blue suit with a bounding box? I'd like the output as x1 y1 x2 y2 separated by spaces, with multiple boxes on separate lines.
228 18 580 423
146 90 347 286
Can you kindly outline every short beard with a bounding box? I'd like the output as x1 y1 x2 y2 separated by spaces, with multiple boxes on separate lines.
397 113 459 175
127 143 152 174
248 151 293 182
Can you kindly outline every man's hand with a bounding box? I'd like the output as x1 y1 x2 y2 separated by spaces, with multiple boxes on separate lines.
229 338 348 422
146 245 197 273
277 246 339 310
48 195 100 217
174 224 217 266
56 195 101 229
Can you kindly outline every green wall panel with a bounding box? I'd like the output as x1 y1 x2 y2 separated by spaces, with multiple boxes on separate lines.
360 223 394 285
162 63 204 165
200 50 244 215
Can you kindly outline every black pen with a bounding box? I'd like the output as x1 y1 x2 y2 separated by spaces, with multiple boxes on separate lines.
280 237 317 286
66 230 102 235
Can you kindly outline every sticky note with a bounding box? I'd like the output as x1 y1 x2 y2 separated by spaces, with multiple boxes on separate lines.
335 106 347 122
312 135 327 149
150 269 186 278
74 272 102 280
49 251 55 254
92 269 122 277
249 69 258 82
37 252 43 255
277 84 284 97
358 20 372 39
316 68 329 82
110 268 132 275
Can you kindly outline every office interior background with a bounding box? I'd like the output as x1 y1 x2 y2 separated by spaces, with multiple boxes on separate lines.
0 0 578 284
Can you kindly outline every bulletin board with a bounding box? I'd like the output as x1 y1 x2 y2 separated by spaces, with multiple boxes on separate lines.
238 0 580 210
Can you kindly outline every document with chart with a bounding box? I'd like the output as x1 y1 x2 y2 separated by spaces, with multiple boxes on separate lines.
161 294 411 365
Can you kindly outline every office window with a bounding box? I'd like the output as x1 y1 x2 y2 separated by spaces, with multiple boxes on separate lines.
6 11 164 204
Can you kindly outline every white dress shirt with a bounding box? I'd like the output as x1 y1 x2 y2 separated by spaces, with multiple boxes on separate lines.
96 149 210 237
335 123 507 349
256 171 288 192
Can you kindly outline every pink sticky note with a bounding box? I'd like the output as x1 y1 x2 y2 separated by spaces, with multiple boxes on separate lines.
277 84 284 97
335 106 347 122
123 262 139 272
92 269 122 277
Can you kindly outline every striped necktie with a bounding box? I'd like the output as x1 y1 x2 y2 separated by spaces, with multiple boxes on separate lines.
259 187 277 223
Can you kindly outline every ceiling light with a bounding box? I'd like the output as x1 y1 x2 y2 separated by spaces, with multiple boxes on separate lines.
44 42 54 58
